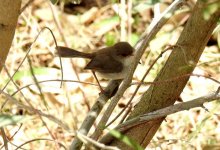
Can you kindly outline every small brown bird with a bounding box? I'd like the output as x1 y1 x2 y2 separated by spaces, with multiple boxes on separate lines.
56 42 134 80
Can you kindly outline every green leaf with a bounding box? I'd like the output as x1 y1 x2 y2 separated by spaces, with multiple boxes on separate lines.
130 33 140 46
203 3 219 20
218 32 220 49
133 0 162 13
50 0 58 4
12 67 57 81
133 2 152 13
105 32 117 46
109 129 144 150
214 25 220 49
93 16 120 28
0 114 32 127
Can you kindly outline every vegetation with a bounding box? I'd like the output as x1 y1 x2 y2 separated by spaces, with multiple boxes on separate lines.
0 0 220 149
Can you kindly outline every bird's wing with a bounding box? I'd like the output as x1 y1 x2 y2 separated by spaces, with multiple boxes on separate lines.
84 54 123 73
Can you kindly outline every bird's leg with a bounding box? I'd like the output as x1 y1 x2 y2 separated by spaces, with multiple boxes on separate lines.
91 71 120 98
92 71 105 93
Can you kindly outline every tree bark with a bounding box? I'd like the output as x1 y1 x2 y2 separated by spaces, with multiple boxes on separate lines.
105 1 220 149
0 0 21 71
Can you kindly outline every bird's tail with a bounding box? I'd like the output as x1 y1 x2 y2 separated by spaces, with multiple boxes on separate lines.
56 46 94 59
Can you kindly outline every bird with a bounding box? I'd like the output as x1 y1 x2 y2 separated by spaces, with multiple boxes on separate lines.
56 42 135 80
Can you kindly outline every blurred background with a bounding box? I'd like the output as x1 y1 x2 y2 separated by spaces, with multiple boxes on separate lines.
0 0 220 149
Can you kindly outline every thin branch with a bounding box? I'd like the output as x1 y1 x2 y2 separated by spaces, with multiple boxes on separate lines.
106 46 174 127
0 128 8 150
0 58 62 149
100 92 220 144
0 124 24 150
0 90 69 131
15 138 67 150
140 73 220 86
27 56 48 109
8 124 23 141
49 2 91 111
122 92 220 130
11 79 97 96
20 0 35 14
1 79 96 111
2 27 59 91
70 80 122 149
76 132 120 150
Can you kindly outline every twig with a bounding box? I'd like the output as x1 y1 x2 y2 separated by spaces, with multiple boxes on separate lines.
0 128 8 150
49 2 91 111
0 90 69 131
76 132 120 150
0 124 26 150
11 79 97 96
70 80 122 150
20 0 35 14
8 124 23 141
15 138 67 150
118 103 132 124
1 141 28 150
106 47 174 127
139 73 220 86
2 27 59 91
0 57 62 149
119 0 127 41
27 56 48 109
100 91 220 143
122 92 220 130
127 0 132 43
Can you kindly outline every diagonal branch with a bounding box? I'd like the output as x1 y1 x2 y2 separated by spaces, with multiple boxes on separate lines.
100 91 220 143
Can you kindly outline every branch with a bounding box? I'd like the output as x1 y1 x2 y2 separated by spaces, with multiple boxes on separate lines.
76 132 120 150
100 91 220 143
20 0 35 14
0 90 69 131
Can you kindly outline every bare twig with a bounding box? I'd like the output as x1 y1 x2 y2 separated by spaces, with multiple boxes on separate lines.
0 90 69 131
11 79 97 96
140 73 220 86
1 54 63 148
0 128 8 150
27 56 48 109
76 132 120 150
100 92 220 143
8 124 23 141
106 47 174 127
70 80 122 149
15 138 67 150
2 27 59 91
49 2 91 111
20 0 35 14
119 0 127 41
127 0 132 43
